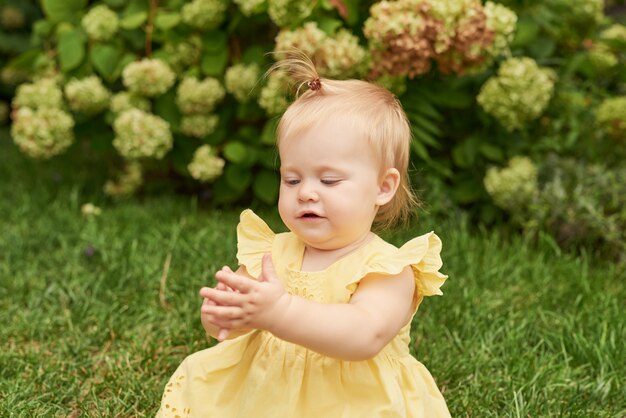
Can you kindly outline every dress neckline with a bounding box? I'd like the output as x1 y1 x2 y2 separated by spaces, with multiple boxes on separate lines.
286 233 383 275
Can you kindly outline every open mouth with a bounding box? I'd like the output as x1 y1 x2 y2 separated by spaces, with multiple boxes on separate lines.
300 212 322 219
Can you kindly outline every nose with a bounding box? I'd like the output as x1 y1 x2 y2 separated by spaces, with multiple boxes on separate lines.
297 180 319 202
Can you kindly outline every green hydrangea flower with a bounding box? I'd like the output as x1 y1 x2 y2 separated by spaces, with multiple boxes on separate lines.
188 145 225 182
182 0 227 30
13 78 64 110
225 64 260 103
11 107 75 159
64 76 111 114
596 96 626 139
233 0 266 16
181 114 219 138
587 43 618 72
104 162 143 198
82 5 119 41
122 59 176 98
600 24 626 43
163 36 202 73
268 0 314 27
258 70 290 115
113 109 173 159
483 2 517 59
110 92 151 114
477 57 556 131
484 156 538 211
176 77 225 114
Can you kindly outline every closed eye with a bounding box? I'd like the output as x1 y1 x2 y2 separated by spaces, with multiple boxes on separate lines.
282 179 300 185
321 179 341 185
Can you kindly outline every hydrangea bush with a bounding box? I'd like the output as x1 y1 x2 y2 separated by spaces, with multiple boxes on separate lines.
2 0 624 255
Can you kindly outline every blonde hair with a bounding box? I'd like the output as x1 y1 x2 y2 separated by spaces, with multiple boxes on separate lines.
271 53 419 229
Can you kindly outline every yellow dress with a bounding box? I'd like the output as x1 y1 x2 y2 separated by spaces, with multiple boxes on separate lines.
157 210 450 418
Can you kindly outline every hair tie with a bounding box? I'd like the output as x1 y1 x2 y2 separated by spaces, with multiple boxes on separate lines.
307 77 321 91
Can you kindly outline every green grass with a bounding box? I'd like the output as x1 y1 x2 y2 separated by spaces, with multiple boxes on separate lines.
1 132 624 417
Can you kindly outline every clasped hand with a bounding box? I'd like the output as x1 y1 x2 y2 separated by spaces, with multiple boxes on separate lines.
200 254 289 340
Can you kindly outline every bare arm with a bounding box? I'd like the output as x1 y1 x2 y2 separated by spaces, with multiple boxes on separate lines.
199 254 415 360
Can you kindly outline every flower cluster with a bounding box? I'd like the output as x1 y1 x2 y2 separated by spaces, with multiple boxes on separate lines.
1 5 25 30
110 92 151 114
81 5 119 41
600 24 626 44
275 22 368 79
596 96 626 139
112 109 173 159
233 0 266 16
11 107 75 159
477 57 556 131
188 145 225 182
13 78 64 110
181 0 227 30
64 76 111 114
225 64 260 103
81 203 102 217
163 36 202 73
364 0 517 78
122 59 176 97
268 0 314 27
104 162 143 198
181 114 219 138
586 43 618 72
176 77 225 114
258 70 290 115
484 156 538 211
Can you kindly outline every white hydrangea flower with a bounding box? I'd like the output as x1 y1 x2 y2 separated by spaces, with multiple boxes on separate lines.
11 107 75 159
268 0 314 27
484 2 517 58
12 78 64 110
81 203 102 217
110 92 151 114
258 70 290 115
188 145 225 182
233 0 266 16
82 5 119 41
600 24 626 43
477 57 556 131
64 76 111 114
596 96 626 139
112 109 173 159
181 0 228 30
122 59 176 97
484 156 538 211
181 114 219 138
225 64 260 102
176 77 225 114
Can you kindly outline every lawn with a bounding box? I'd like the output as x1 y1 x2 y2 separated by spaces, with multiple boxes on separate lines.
1 131 624 417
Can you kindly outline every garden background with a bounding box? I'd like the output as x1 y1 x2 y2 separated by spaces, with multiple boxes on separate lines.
0 0 625 416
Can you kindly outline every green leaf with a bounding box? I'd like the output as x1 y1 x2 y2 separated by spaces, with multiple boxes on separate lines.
153 89 181 130
119 11 148 30
242 45 266 65
411 139 430 161
451 178 483 204
409 113 442 137
253 170 279 204
261 118 279 145
41 0 87 23
57 29 86 72
528 36 556 60
213 176 244 204
4 49 42 72
411 126 439 149
343 0 359 25
225 164 252 191
512 17 540 48
479 143 504 162
155 11 181 30
90 44 122 81
202 31 228 53
317 17 343 36
223 141 248 164
201 48 228 77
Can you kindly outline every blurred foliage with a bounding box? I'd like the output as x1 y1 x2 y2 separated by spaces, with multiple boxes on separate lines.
0 0 625 256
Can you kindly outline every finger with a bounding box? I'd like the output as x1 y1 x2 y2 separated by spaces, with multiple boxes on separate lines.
203 297 216 307
201 303 243 319
201 287 244 306
217 328 230 341
216 270 255 293
260 253 278 283
199 286 213 299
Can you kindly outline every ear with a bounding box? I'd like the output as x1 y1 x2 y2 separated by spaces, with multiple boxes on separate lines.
376 168 401 206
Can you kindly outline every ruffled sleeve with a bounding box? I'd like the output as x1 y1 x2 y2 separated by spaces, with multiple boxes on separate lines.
236 209 275 278
343 232 447 308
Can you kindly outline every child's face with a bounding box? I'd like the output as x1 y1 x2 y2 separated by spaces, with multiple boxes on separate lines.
278 119 386 251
